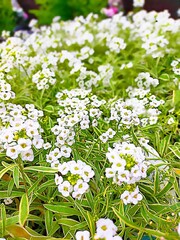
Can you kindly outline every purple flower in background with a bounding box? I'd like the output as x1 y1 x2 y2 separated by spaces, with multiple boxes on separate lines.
102 6 119 17
108 0 123 7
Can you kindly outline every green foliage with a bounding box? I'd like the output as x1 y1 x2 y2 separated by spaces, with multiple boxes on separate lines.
32 0 106 25
31 0 73 25
0 0 15 34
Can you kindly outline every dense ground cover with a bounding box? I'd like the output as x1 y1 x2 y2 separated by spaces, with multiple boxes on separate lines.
0 9 180 240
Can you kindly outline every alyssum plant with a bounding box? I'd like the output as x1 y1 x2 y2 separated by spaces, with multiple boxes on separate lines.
0 7 180 240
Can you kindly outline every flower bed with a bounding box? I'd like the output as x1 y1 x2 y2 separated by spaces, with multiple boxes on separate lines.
0 9 180 240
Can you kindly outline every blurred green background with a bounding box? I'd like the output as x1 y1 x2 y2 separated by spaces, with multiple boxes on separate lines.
0 0 106 34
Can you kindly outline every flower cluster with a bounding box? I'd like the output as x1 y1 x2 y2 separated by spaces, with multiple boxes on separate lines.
171 59 180 76
75 218 122 240
0 79 15 101
47 89 106 165
55 160 94 199
131 10 180 58
32 68 56 90
106 142 147 204
106 36 126 53
0 103 47 161
99 128 116 143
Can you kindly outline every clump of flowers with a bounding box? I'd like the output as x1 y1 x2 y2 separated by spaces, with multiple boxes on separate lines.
47 88 106 165
99 128 116 143
94 218 122 240
32 68 56 90
75 218 122 240
109 72 164 128
171 59 180 76
0 79 15 101
55 160 94 199
106 142 147 204
0 103 47 161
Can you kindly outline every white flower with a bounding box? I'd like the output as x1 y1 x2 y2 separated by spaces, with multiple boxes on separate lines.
17 138 32 152
43 142 52 149
70 161 82 175
55 174 63 185
112 236 122 240
120 190 132 205
117 170 130 183
60 145 72 158
167 117 175 125
6 145 19 159
75 230 90 240
33 136 44 149
112 159 126 172
58 181 73 197
130 187 143 204
99 133 109 143
58 162 69 175
21 149 34 161
106 168 116 178
74 179 89 194
81 165 95 182
133 0 145 7
4 198 13 205
96 218 118 239
106 149 121 163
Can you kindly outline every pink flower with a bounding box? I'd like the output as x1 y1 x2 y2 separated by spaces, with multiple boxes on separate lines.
102 7 119 17
108 0 122 7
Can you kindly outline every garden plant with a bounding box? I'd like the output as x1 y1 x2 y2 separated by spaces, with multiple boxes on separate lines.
0 3 180 240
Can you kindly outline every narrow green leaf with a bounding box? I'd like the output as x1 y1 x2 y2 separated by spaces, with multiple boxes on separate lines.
0 204 6 237
44 204 80 216
74 201 95 236
169 145 180 159
45 210 53 235
7 179 14 197
154 168 159 195
113 207 168 238
24 166 57 173
0 191 24 199
13 166 20 188
156 177 174 198
19 194 29 226
58 218 79 227
0 164 16 179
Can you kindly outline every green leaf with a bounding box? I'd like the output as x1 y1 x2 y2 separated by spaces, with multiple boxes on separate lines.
74 201 95 236
173 90 180 108
159 73 170 81
148 203 180 215
19 194 29 226
156 177 174 198
112 207 171 238
24 166 57 173
58 218 80 227
44 204 80 216
154 168 160 195
13 166 20 188
0 191 24 199
169 145 180 159
44 105 55 113
0 164 16 179
0 204 6 237
159 135 171 157
45 210 53 235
